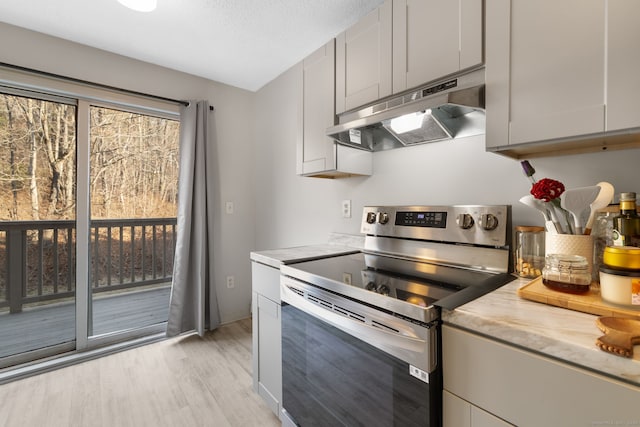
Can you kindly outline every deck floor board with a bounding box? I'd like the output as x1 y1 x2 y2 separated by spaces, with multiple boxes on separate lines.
0 286 171 359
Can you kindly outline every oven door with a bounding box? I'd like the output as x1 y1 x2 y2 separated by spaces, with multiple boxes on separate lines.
281 276 442 427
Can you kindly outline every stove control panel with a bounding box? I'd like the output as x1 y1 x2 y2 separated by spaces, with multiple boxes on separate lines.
395 211 447 228
360 205 511 247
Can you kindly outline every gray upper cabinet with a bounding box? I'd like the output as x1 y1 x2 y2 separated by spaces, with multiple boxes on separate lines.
335 0 393 115
486 0 640 157
607 0 640 132
297 40 372 178
392 0 483 94
486 0 605 151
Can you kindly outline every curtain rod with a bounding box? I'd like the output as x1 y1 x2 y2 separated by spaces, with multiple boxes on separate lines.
0 62 214 111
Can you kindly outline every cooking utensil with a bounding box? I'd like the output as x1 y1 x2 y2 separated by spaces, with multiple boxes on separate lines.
584 181 615 235
595 316 640 358
519 195 557 233
547 205 565 234
560 186 601 235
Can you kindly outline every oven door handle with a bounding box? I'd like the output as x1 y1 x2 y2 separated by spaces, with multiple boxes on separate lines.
281 278 437 374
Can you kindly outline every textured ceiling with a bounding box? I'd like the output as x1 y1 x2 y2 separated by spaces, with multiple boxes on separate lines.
0 0 384 91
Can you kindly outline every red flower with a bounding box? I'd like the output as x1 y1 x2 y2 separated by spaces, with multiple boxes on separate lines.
530 178 565 202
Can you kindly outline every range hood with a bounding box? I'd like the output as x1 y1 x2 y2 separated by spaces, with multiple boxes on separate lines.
327 68 486 152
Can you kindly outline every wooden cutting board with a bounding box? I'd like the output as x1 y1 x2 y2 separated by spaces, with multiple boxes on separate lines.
517 277 640 321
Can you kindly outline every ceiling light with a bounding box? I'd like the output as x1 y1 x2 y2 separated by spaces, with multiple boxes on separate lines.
118 0 157 12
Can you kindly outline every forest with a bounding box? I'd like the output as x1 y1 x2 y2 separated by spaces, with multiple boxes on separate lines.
0 93 180 221
0 92 180 306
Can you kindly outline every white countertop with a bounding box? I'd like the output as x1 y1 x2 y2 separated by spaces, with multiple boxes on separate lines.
250 243 360 268
443 277 640 388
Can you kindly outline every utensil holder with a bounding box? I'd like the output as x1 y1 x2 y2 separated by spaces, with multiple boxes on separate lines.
545 233 594 274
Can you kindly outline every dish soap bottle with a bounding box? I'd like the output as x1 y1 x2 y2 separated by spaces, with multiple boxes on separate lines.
612 192 640 247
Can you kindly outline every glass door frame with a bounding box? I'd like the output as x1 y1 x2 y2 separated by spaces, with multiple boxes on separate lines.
0 67 180 373
78 99 178 351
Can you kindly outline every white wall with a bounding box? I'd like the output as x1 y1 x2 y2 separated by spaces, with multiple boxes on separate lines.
0 22 255 324
253 62 640 251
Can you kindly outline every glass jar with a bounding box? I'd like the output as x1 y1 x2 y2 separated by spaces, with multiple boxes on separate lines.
542 254 591 294
590 207 618 284
514 226 545 278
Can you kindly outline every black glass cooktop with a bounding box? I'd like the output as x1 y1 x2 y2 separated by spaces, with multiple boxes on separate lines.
283 252 515 313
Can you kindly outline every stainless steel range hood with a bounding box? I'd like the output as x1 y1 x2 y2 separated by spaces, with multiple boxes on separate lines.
327 68 485 152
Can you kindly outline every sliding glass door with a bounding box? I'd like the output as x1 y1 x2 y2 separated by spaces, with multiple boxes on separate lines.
0 85 179 369
0 91 78 367
88 105 179 339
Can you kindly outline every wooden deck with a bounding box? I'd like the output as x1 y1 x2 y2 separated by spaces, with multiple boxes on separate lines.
0 286 171 359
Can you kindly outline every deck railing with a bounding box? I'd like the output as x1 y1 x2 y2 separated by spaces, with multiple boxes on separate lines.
0 218 177 313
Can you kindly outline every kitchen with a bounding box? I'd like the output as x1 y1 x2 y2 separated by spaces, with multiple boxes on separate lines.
1 0 640 426
253 0 640 425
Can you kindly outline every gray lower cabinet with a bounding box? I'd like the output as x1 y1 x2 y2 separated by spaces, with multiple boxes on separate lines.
443 324 640 426
251 261 282 418
444 390 513 427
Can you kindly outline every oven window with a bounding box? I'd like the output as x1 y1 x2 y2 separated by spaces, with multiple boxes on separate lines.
282 303 439 427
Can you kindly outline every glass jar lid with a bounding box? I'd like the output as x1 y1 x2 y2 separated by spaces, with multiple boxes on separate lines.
545 254 589 270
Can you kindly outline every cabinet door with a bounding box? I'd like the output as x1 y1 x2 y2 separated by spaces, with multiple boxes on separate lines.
444 391 513 427
459 0 483 71
393 0 483 93
508 0 605 145
470 406 513 427
256 293 282 417
251 262 282 418
298 40 337 175
485 0 511 149
335 0 392 114
607 0 640 131
443 390 471 427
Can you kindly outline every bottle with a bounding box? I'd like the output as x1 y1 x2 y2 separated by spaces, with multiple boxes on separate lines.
612 192 640 247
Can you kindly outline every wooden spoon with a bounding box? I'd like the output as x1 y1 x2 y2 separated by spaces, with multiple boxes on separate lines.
595 316 640 358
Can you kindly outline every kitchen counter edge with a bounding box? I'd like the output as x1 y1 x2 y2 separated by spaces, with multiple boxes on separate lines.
442 278 640 388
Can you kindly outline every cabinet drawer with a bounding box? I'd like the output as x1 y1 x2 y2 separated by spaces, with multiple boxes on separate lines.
252 262 281 302
443 325 640 426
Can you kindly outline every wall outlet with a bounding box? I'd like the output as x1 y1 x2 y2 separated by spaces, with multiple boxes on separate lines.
342 273 352 285
226 275 235 288
342 199 352 218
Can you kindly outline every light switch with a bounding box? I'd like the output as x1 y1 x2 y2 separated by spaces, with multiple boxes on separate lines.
225 201 234 214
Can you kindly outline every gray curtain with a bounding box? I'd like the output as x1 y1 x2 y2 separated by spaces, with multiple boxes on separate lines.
166 100 220 337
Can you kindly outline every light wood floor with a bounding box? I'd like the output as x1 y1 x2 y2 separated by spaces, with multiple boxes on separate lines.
0 318 281 427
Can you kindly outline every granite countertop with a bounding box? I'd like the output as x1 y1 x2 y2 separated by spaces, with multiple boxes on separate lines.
443 278 640 388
